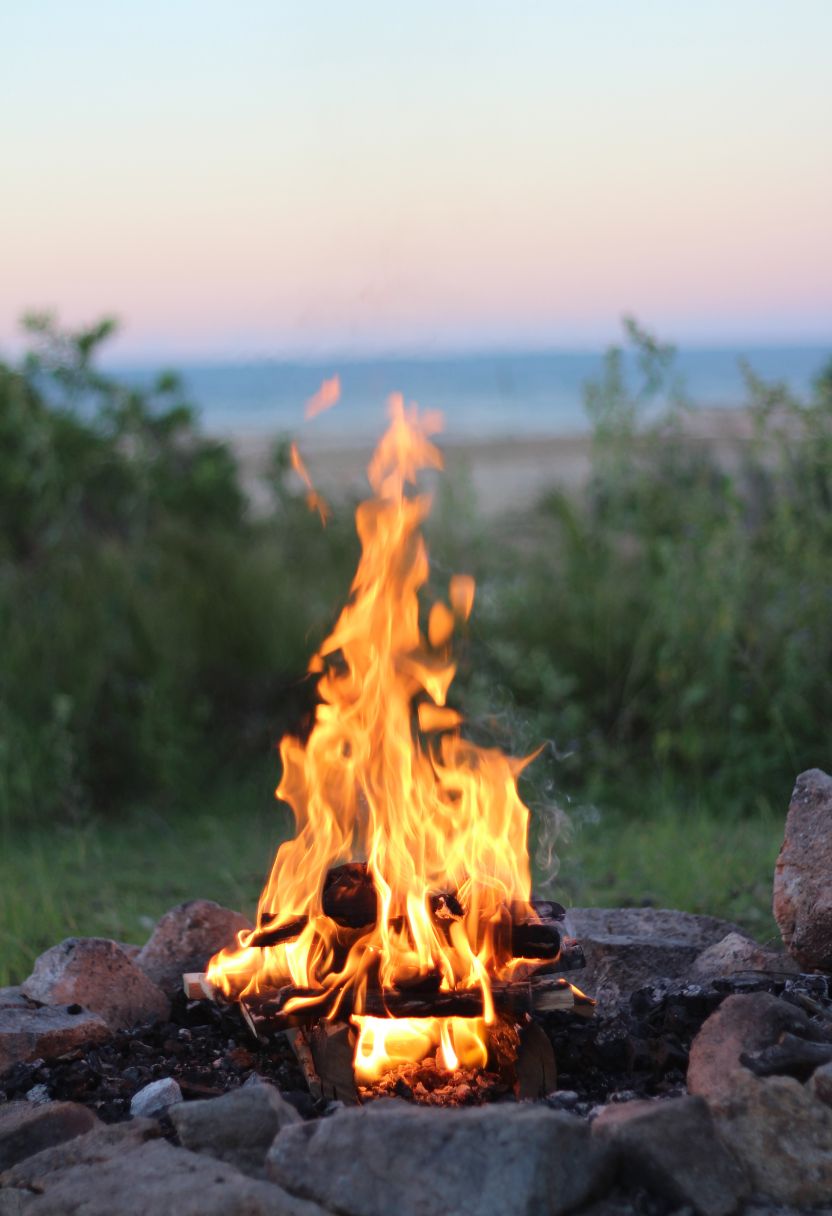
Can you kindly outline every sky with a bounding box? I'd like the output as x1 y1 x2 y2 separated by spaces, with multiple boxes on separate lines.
2 1 831 360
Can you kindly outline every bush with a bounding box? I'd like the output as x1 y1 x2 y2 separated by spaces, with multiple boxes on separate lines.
468 320 832 815
0 315 357 826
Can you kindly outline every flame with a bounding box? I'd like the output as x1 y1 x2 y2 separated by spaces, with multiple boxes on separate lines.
305 374 341 419
208 394 536 1081
290 442 330 524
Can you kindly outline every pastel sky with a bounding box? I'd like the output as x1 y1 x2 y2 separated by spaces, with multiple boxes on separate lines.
2 1 831 359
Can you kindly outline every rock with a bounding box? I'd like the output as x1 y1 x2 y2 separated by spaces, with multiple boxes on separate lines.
567 907 740 1004
0 994 28 1012
267 1103 612 1216
592 1095 748 1216
0 1118 324 1216
21 939 169 1031
809 1060 832 1107
687 991 812 1104
691 932 798 981
23 1088 50 1106
774 768 832 971
0 1004 109 1076
135 900 251 997
170 1080 300 1177
688 993 832 1206
129 1077 182 1118
0 1101 99 1171
713 1070 832 1207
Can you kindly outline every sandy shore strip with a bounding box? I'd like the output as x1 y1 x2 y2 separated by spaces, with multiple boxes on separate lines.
230 407 760 518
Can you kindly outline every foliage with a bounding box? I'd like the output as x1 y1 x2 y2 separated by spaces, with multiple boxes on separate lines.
465 319 832 816
0 315 356 827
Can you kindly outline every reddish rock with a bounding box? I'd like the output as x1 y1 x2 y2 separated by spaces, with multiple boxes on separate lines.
136 900 251 997
687 991 811 1104
688 992 832 1207
21 939 169 1031
0 1100 99 1171
690 932 798 981
0 1004 109 1076
773 768 832 971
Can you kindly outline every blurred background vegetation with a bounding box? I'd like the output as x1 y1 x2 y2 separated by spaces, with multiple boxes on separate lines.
2 314 830 982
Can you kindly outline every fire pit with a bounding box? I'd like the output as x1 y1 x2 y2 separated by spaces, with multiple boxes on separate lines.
188 397 591 1101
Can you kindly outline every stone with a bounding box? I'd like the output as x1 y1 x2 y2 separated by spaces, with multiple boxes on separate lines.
267 1102 612 1216
21 938 169 1031
0 1101 99 1171
0 994 28 1012
0 1004 109 1076
688 993 832 1206
773 768 832 970
712 1070 832 1207
691 932 798 981
567 907 740 1004
170 1080 300 1177
592 1095 748 1216
687 991 812 1104
809 1060 832 1107
0 1118 325 1216
135 900 251 997
129 1077 183 1118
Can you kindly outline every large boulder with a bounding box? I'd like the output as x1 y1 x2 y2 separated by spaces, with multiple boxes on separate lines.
170 1081 300 1177
267 1103 612 1216
0 1003 109 1076
21 939 168 1031
567 907 740 1004
0 1101 99 1171
592 1095 748 1216
0 1118 327 1216
136 900 251 997
773 768 832 970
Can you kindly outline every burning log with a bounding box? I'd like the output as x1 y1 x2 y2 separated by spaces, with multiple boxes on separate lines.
238 973 584 1033
247 863 583 968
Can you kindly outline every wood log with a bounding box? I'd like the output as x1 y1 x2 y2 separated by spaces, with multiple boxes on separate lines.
241 973 578 1030
515 1020 557 1099
741 1033 832 1080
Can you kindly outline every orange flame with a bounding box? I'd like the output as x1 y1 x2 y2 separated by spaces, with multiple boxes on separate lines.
208 394 535 1079
305 374 341 419
290 442 330 524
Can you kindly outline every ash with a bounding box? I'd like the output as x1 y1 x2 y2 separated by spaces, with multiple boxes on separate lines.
2 972 829 1122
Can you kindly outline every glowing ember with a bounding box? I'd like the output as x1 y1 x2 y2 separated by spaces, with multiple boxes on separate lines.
207 394 543 1081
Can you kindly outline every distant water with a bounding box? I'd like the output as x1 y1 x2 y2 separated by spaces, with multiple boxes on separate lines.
122 347 829 445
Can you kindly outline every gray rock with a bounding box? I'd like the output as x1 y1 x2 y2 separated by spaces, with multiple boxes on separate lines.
592 1095 748 1216
773 768 832 970
23 1088 50 1106
691 932 798 981
0 1118 325 1216
129 1077 182 1118
0 1101 99 1171
0 993 28 1011
267 1102 612 1216
136 900 251 997
688 993 832 1206
687 991 811 1104
0 1004 109 1076
21 938 169 1031
567 907 740 1005
809 1060 832 1107
170 1080 300 1177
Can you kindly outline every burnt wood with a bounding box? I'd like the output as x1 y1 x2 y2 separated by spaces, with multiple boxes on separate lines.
741 1033 832 1080
241 973 578 1031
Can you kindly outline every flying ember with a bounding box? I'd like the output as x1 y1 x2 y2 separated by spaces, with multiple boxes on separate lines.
206 395 578 1084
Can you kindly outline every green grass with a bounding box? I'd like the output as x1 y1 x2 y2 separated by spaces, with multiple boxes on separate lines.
0 788 784 986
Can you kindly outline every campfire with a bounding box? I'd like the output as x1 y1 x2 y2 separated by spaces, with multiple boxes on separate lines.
198 395 589 1098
